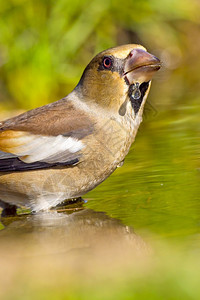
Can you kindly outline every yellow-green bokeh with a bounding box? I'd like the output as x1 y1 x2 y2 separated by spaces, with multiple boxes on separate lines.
0 0 199 110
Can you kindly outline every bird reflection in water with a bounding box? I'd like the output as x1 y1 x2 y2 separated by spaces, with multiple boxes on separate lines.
0 203 149 259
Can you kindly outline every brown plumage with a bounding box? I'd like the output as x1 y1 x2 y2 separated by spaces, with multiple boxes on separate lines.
0 100 94 137
0 44 161 212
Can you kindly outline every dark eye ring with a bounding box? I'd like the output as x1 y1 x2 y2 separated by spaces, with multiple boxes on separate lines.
103 57 112 69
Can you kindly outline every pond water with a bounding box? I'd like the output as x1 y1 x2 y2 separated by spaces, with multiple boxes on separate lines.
86 103 200 241
0 101 200 299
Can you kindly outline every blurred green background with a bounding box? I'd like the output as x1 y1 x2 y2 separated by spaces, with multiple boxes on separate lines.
1 0 200 299
0 0 199 111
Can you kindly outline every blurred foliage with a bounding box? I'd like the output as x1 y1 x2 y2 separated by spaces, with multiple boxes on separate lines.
0 0 200 110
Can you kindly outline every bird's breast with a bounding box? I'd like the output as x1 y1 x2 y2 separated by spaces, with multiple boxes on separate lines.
79 108 140 186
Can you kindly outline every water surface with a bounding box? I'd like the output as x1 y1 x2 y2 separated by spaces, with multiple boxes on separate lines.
0 102 200 299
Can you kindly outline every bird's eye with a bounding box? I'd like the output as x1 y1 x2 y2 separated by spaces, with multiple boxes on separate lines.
103 57 112 69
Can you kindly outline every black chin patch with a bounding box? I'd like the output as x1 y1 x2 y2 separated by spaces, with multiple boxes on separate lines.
128 81 150 114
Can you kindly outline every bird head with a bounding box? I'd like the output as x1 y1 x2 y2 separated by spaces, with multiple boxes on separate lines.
75 44 161 117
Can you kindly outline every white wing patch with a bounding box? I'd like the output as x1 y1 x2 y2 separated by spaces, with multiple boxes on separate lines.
2 134 84 164
0 151 17 159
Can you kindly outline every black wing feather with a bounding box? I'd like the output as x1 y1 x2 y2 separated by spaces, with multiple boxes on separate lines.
0 157 79 172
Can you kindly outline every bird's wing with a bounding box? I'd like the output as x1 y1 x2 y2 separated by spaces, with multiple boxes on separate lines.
0 98 94 171
0 151 16 159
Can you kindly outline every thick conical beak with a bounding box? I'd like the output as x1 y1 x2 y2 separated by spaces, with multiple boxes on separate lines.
124 48 161 84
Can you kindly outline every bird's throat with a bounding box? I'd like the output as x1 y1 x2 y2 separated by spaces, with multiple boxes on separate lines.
128 81 150 114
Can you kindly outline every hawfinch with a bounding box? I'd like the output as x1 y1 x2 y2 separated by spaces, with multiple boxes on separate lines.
0 44 160 214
